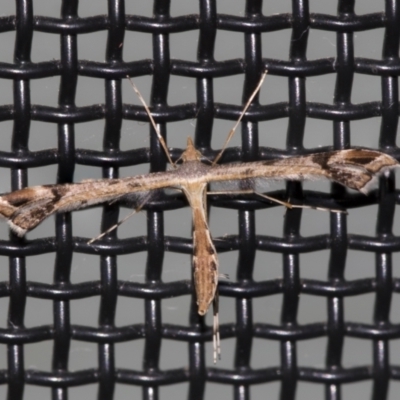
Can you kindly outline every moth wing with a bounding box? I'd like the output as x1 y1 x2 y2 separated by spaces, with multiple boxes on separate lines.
8 197 58 236
322 164 374 193
0 184 158 237
324 150 399 193
208 149 398 195
259 150 398 193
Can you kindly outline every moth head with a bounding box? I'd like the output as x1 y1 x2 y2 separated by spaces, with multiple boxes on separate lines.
181 137 202 162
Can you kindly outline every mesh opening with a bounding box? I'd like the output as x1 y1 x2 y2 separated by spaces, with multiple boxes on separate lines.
0 1 399 399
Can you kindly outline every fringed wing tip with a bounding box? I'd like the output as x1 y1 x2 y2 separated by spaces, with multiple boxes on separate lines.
7 221 27 237
359 163 399 194
361 151 399 193
327 150 399 193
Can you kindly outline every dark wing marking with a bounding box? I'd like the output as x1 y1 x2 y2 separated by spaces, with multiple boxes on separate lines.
316 149 398 192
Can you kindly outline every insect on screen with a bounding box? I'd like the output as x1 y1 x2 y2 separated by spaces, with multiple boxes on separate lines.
0 1 398 400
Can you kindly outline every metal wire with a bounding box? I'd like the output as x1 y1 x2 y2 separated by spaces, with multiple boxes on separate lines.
0 1 399 399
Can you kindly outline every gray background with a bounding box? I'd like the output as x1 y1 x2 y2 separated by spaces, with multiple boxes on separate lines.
0 0 399 399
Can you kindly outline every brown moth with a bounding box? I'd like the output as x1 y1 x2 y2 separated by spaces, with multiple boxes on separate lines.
0 72 398 363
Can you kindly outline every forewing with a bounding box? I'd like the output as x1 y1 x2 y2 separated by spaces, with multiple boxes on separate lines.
0 170 182 236
207 149 398 194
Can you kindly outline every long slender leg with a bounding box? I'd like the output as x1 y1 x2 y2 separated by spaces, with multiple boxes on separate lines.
208 189 346 213
87 193 153 244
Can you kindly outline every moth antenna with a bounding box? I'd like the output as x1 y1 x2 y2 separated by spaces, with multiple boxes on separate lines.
126 76 175 167
212 70 268 166
87 193 151 244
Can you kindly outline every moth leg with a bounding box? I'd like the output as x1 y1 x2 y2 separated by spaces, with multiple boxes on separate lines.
209 190 346 213
252 191 347 213
87 193 152 244
213 289 221 364
108 194 125 206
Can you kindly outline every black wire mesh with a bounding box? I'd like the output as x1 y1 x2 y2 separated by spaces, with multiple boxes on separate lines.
0 0 399 399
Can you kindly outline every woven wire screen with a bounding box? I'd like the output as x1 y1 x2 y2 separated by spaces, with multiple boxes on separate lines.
0 0 399 399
